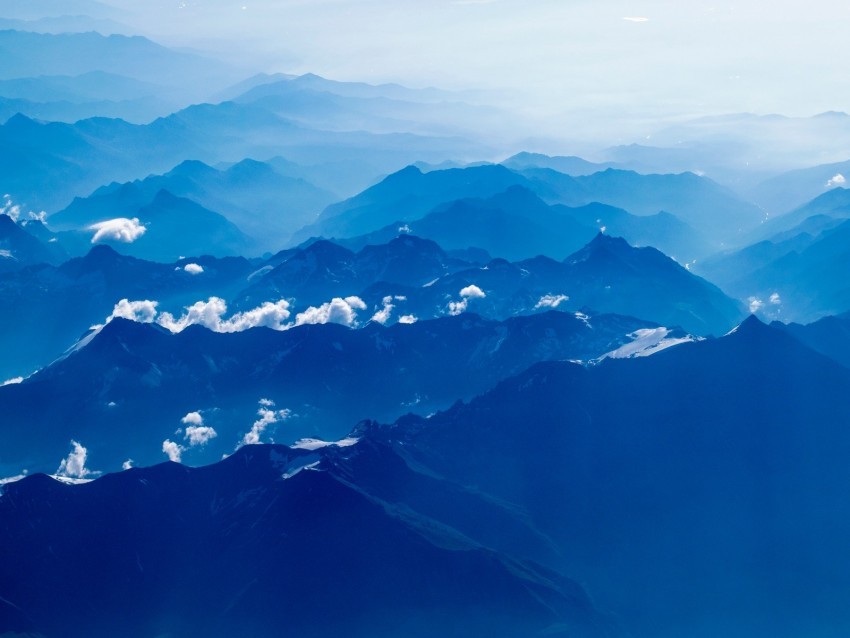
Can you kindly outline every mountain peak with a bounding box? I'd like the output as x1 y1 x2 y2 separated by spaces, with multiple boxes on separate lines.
567 232 633 263
727 313 769 337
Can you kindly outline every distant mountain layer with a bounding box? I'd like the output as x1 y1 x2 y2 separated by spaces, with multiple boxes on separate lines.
303 163 762 247
696 188 850 322
337 185 710 262
50 158 336 250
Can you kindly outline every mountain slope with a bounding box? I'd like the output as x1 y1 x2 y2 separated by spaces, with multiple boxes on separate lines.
0 310 664 474
370 316 850 638
0 443 620 638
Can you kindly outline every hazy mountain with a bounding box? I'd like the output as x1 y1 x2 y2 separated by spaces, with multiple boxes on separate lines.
369 316 850 637
1 102 486 213
0 310 668 475
303 164 531 240
608 112 850 190
750 160 850 213
342 186 709 262
304 163 760 249
51 159 335 249
0 443 621 638
501 151 615 175
231 74 508 139
0 214 66 272
696 190 850 322
0 14 133 35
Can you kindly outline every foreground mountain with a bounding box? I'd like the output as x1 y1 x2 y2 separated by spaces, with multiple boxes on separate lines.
0 310 669 475
367 316 850 638
0 443 621 638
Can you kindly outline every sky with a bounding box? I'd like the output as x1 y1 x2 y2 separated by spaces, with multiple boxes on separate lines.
98 0 848 138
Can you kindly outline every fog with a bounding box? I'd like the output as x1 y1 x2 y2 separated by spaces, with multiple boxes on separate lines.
95 0 849 141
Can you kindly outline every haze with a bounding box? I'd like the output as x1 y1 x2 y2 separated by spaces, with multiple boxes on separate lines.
98 0 848 140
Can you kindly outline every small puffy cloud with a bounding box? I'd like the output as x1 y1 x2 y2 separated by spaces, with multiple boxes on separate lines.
370 295 408 325
88 217 147 244
0 195 22 222
748 297 764 313
398 314 418 324
0 249 13 259
535 294 569 309
110 299 159 324
162 439 184 462
122 459 134 470
295 296 367 327
371 296 395 324
398 224 412 233
185 425 217 446
183 263 204 275
181 411 204 426
459 285 486 299
2 376 23 386
259 398 275 407
827 173 846 188
769 292 782 305
179 411 217 446
449 285 486 316
56 440 98 479
240 400 291 447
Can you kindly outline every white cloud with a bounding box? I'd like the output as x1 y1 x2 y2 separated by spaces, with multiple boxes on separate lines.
0 195 21 222
448 285 486 316
56 440 98 479
109 299 159 324
622 16 650 22
827 173 846 188
157 297 292 333
398 314 418 324
181 411 204 426
769 292 782 305
183 263 204 275
1 376 23 386
459 285 486 299
370 294 408 325
398 224 412 233
162 439 184 462
259 398 276 407
122 459 134 470
534 293 569 309
748 296 764 313
88 217 147 244
295 296 367 327
240 400 291 447
291 437 359 451
371 296 395 324
178 411 217 446
0 249 13 259
185 425 218 446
